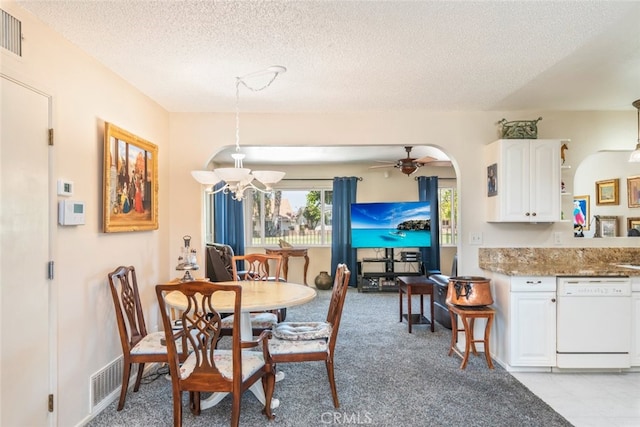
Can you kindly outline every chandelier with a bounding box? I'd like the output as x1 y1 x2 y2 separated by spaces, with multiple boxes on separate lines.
191 66 287 200
629 99 640 162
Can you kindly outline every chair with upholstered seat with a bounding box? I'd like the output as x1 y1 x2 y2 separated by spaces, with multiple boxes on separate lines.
221 254 285 337
156 280 275 427
268 263 350 408
107 265 188 411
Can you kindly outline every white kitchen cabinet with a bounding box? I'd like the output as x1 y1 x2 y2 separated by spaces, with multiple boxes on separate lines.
485 139 561 222
510 284 557 366
487 273 556 370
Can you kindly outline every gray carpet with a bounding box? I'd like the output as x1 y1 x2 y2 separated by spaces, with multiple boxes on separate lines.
88 288 572 426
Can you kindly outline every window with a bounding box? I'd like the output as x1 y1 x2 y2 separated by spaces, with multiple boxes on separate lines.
247 188 333 246
438 187 458 245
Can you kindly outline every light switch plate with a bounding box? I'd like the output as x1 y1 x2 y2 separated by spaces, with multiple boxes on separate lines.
469 232 483 245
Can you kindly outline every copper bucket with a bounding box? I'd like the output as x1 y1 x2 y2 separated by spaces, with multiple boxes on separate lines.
446 276 493 307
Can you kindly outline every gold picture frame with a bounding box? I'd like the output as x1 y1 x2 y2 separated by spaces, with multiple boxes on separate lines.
103 123 158 232
627 176 640 208
627 217 640 235
595 178 619 205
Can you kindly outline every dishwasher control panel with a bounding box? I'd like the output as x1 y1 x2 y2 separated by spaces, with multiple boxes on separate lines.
557 277 631 297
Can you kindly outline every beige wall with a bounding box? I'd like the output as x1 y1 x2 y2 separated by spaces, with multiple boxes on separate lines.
3 1 640 425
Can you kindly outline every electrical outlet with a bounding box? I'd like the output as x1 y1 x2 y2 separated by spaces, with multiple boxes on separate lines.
553 232 562 245
469 232 483 245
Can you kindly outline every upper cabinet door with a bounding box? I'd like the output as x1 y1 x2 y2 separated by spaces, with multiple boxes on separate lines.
486 139 561 223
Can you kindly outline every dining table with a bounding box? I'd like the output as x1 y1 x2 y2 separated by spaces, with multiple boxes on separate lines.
164 280 317 409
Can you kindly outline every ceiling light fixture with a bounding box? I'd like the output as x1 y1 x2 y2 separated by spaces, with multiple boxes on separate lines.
191 66 287 200
629 99 640 162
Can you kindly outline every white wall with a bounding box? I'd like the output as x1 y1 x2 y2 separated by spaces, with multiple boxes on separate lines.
3 1 640 425
2 3 170 425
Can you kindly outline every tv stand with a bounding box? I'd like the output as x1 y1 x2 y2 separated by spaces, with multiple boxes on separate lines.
358 248 422 293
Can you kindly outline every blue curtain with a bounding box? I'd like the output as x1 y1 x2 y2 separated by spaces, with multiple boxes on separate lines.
213 182 245 257
331 177 358 286
417 176 440 273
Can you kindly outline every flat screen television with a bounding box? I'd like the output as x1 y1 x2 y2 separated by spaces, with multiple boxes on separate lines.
350 201 431 249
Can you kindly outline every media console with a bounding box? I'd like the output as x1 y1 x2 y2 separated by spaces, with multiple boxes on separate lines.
358 248 422 293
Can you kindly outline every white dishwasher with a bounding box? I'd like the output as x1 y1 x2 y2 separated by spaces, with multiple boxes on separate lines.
556 276 632 369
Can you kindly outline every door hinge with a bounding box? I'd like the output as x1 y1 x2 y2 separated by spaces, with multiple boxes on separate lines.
48 261 54 280
48 128 54 146
48 394 54 412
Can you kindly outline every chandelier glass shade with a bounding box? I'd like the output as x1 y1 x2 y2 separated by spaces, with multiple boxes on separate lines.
191 66 286 200
629 99 640 163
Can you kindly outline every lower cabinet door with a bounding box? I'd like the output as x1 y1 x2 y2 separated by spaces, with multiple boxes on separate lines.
510 292 557 366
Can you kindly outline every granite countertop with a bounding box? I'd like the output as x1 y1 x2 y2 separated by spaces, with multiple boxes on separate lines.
479 247 640 277
480 261 640 277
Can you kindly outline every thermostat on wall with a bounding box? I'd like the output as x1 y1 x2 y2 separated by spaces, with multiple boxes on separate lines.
58 200 85 225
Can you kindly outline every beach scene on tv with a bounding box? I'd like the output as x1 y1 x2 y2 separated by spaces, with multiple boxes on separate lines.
350 201 431 248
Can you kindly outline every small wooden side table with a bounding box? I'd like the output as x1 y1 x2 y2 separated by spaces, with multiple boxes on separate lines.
397 276 435 333
447 303 495 370
264 247 309 286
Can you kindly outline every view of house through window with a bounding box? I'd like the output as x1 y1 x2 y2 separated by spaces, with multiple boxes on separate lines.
248 189 333 246
439 187 458 245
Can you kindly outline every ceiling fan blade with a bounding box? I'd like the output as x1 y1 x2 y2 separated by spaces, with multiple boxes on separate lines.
369 164 396 169
415 155 438 163
421 160 453 167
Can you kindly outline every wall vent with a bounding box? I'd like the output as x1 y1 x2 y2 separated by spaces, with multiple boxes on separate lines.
90 356 123 412
1 9 22 56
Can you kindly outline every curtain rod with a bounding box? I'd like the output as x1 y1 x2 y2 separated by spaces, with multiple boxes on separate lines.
282 177 363 181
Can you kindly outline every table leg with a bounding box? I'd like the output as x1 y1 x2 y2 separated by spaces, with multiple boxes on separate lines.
282 256 289 281
407 287 413 333
302 253 309 286
460 315 472 369
484 314 495 369
429 291 435 332
399 287 403 322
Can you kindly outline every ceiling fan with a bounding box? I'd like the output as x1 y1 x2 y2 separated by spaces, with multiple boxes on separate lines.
370 146 452 176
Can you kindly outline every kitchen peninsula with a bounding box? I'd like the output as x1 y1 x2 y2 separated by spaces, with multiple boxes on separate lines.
479 247 640 372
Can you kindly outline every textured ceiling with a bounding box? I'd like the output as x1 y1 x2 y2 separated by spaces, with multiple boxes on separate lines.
14 1 640 167
17 0 640 114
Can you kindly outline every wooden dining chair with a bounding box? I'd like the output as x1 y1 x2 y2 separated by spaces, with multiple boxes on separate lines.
268 263 351 408
156 280 275 427
221 254 285 337
107 265 188 411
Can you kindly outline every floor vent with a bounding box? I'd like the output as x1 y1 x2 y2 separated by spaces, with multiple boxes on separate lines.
0 9 22 56
90 356 123 412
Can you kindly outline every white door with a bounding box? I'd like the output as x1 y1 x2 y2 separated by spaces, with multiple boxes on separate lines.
1 76 52 426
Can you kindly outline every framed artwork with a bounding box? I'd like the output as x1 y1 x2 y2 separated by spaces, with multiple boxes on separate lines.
487 163 497 197
627 217 640 235
595 178 619 205
573 195 590 230
597 215 618 238
627 176 640 208
103 123 158 233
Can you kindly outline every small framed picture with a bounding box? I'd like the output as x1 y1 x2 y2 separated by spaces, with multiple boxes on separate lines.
573 195 590 230
627 176 640 208
595 178 619 205
597 216 618 238
487 163 497 197
627 217 640 236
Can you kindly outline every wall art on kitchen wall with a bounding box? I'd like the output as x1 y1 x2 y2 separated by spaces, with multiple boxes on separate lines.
595 178 619 206
487 163 497 197
103 122 158 233
627 176 640 208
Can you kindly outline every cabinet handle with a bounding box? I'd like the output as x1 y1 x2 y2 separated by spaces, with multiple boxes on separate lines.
532 212 537 217
525 280 542 284
551 298 556 303
525 212 530 216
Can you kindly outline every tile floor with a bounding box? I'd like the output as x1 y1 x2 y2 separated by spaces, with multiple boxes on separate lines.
512 371 640 427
